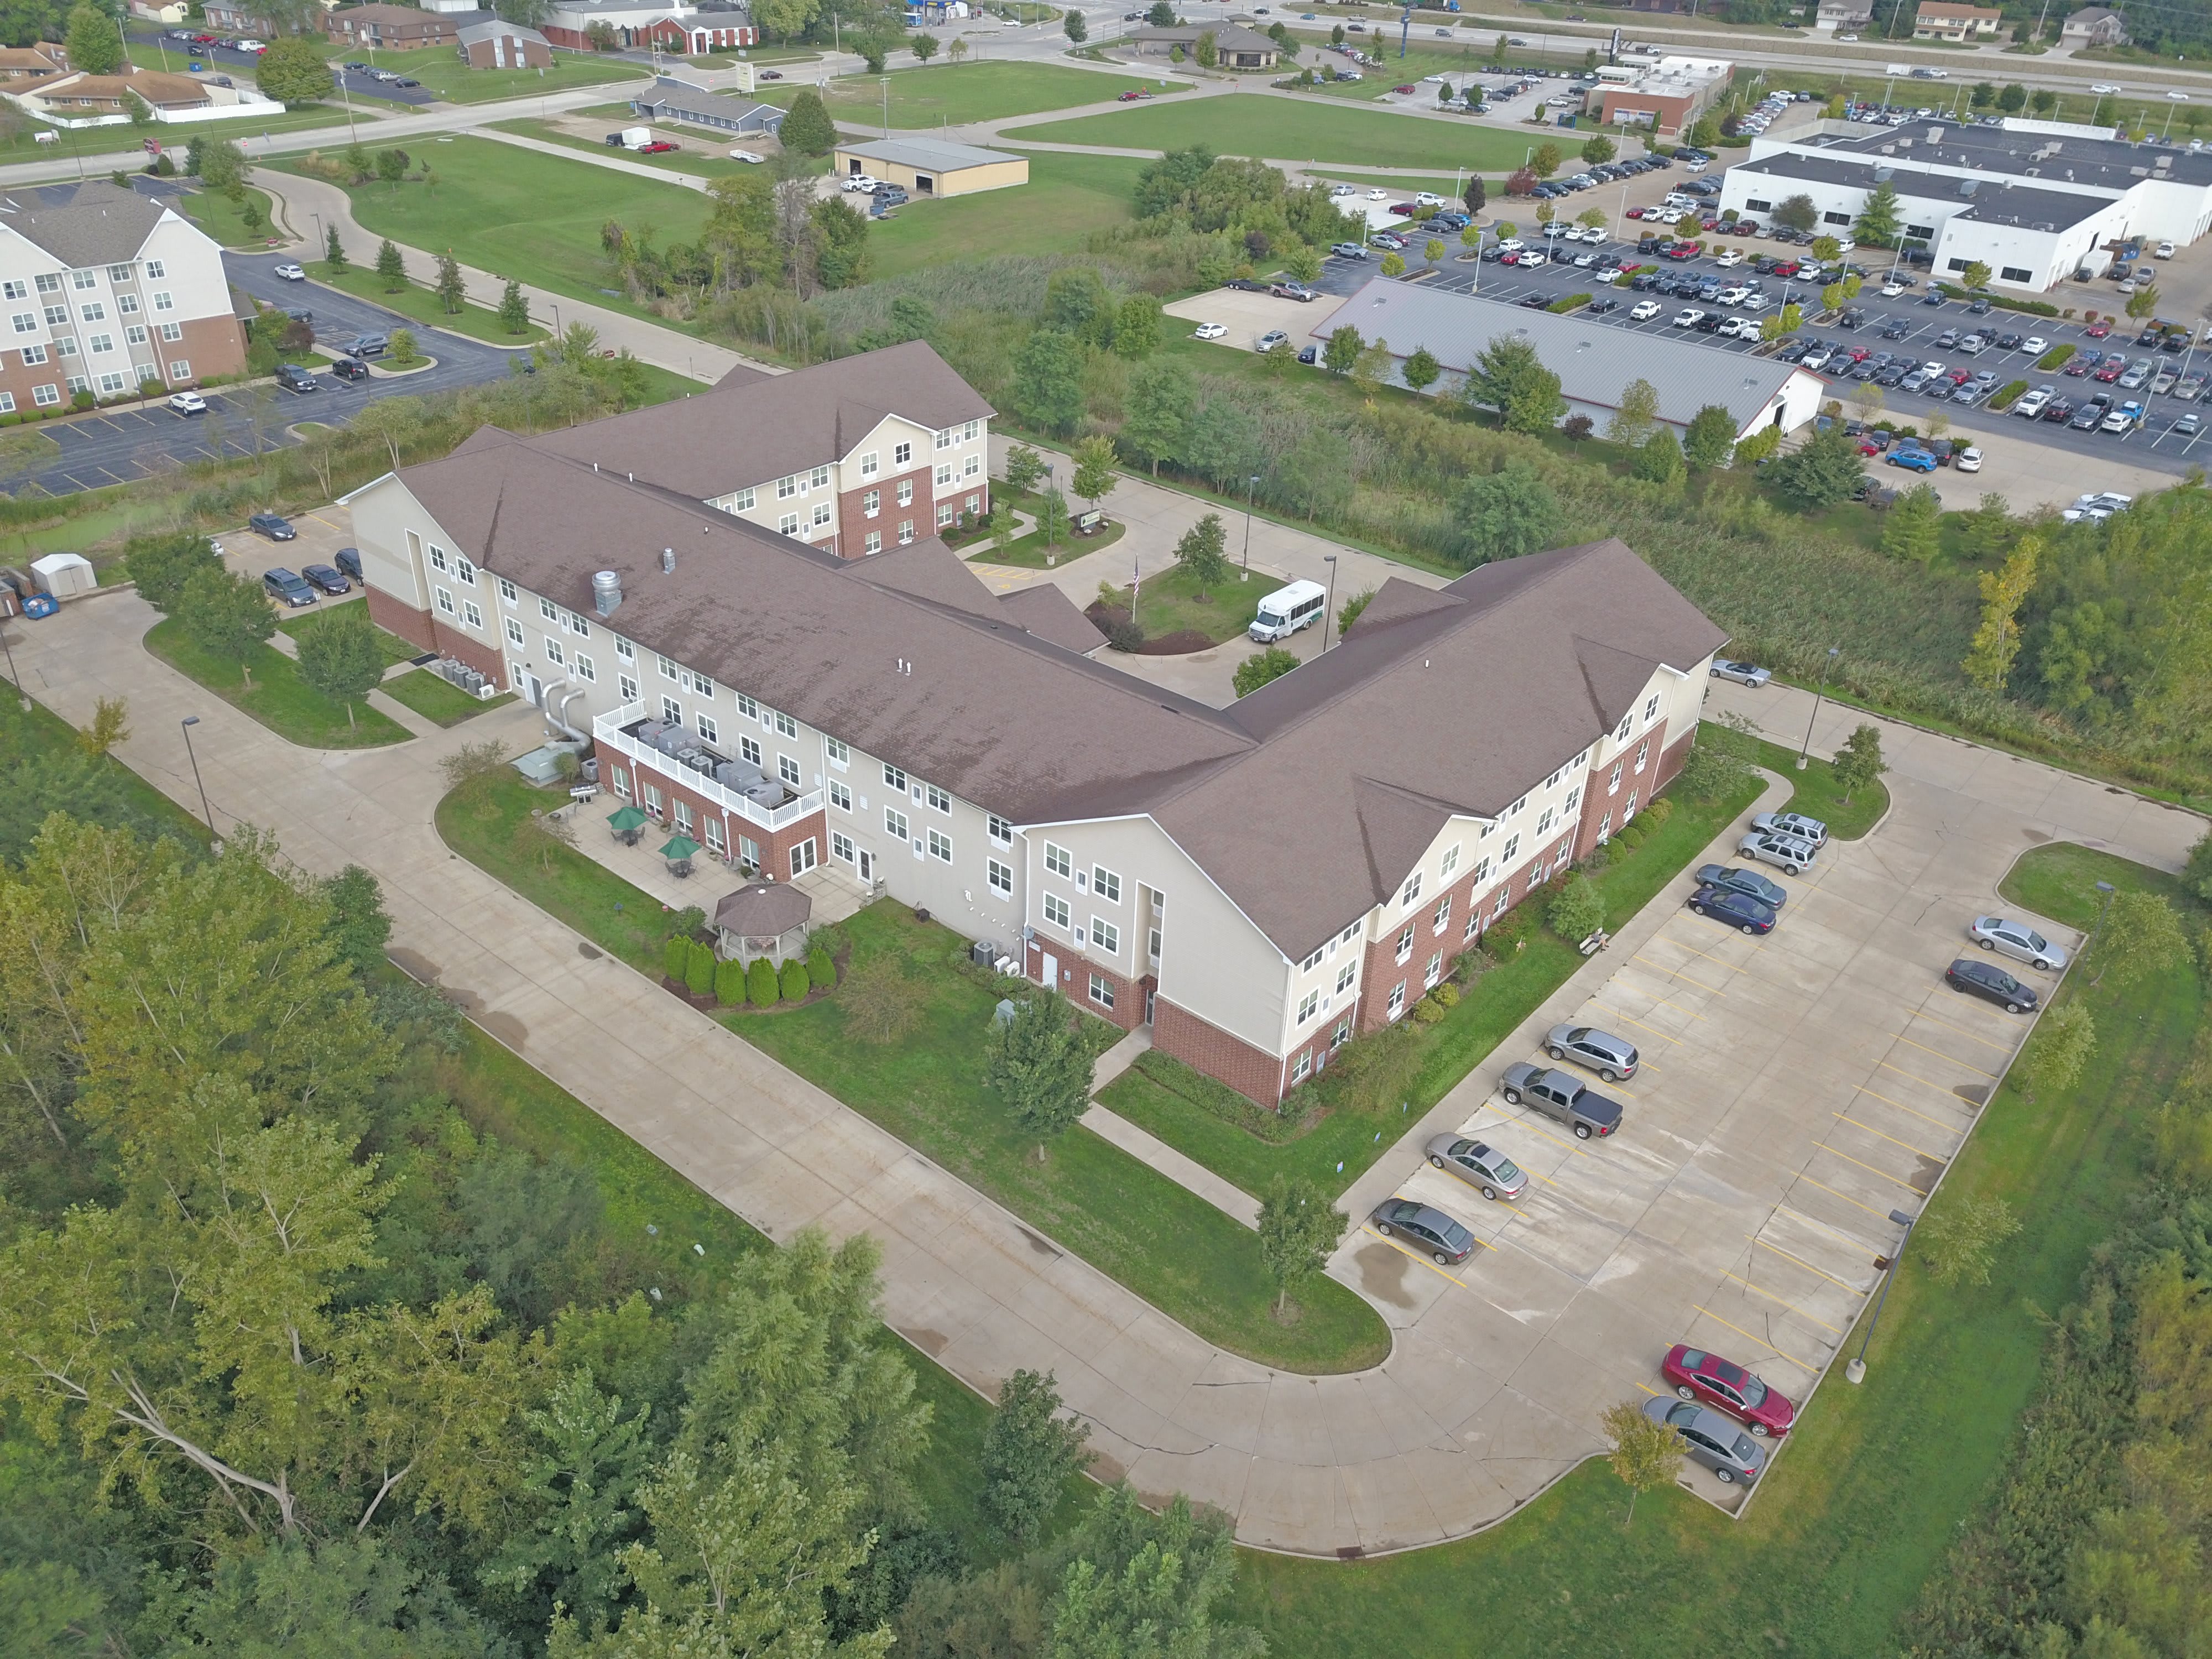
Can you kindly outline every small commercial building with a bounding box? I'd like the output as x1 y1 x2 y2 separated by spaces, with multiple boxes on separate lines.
830 136 1028 199
1912 0 2002 37
457 17 552 66
2059 5 2128 45
1307 280 1827 442
1586 55 1732 141
541 0 757 53
1129 20 1279 66
1812 0 1872 32
629 76 784 135
325 3 472 48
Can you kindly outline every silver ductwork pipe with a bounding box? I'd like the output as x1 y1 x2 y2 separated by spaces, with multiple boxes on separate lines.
541 680 588 744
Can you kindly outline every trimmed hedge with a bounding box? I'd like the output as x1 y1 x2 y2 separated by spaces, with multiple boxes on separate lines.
714 954 745 1007
1935 283 2060 317
2036 343 2076 371
746 957 779 1006
779 958 810 1001
663 936 690 982
1989 379 2030 411
807 947 837 992
684 939 715 997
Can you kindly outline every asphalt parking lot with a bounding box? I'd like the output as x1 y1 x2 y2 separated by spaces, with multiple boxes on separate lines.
1303 223 2212 478
2 253 535 498
127 30 439 106
1334 788 2070 1513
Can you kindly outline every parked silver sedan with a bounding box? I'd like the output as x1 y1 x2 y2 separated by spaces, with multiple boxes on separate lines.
1643 1396 1766 1486
1543 1024 1639 1081
1423 1135 1528 1201
1710 659 1772 688
1969 916 2069 972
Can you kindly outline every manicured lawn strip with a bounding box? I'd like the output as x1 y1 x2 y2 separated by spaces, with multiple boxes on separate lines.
306 260 549 346
1997 840 2196 926
488 118 781 180
298 138 716 328
1746 735 1888 839
962 516 1121 568
735 903 1392 1374
175 185 282 250
1100 763 1767 1198
1015 96 1540 172
0 692 212 846
1123 560 1262 644
279 603 420 664
867 150 1145 282
144 614 413 749
316 40 646 103
764 61 1185 126
439 778 1391 1371
1233 843 2187 1657
381 667 518 725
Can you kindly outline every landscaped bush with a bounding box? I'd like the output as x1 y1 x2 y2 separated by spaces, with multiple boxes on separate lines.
1641 796 1673 828
1989 378 2030 411
1410 993 1449 1025
684 938 715 996
1431 980 1459 1009
779 958 810 1001
714 954 745 1006
1934 282 2059 316
663 935 690 982
2036 343 2075 370
747 957 779 1006
1547 292 1593 313
807 946 837 992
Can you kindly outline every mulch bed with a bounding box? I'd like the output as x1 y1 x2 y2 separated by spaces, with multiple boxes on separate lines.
1084 602 1218 656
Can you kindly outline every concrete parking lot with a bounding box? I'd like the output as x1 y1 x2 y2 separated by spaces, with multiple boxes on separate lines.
1335 784 2070 1514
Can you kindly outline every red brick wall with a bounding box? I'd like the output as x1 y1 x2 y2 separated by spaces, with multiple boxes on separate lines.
366 586 436 654
833 465 930 558
1022 936 1144 1032
1655 721 1692 792
364 585 506 683
598 740 825 878
1154 995 1286 1107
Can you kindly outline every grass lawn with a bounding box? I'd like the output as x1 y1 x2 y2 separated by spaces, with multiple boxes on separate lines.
0 692 212 847
316 40 646 104
175 185 283 250
488 117 780 180
1745 734 1888 838
738 902 1392 1374
278 603 420 664
145 614 412 750
1018 95 1541 172
301 138 714 325
868 150 1144 283
306 259 549 346
1102 755 1775 1198
437 776 1391 1373
768 61 1187 127
1231 839 2189 1656
1120 560 1262 645
958 513 1123 568
380 667 517 725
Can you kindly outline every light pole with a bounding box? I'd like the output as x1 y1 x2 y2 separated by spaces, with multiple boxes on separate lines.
1322 552 1339 650
881 75 890 137
1844 1207 1918 1384
1241 473 1259 570
1797 645 1838 771
180 715 216 846
1 611 27 710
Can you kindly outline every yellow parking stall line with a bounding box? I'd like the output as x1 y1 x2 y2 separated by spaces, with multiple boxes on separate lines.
1788 1170 1895 1220
306 512 345 531
1651 933 1764 972
1613 978 1710 1021
1720 1271 1845 1334
1360 1226 1484 1290
1691 1305 1820 1374
1632 1378 1667 1398
1631 954 1729 997
1589 1006 1683 1045
1479 1109 1593 1160
1748 1234 1863 1292
1813 1140 1929 1196
1833 1112 1955 1162
1907 1007 2016 1053
1879 1060 1980 1100
1774 1202 1884 1256
1892 1032 1997 1079
1856 1083 1973 1135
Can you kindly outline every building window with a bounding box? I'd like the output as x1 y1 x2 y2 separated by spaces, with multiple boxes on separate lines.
1092 865 1121 904
573 651 593 680
71 270 95 290
1433 894 1452 933
1089 973 1114 1011
809 465 829 491
988 858 1012 897
1473 855 1492 888
740 736 761 766
774 710 797 739
862 489 880 517
160 322 181 342
963 453 980 479
832 830 855 864
1395 924 1415 963
463 600 483 631
118 295 140 317
542 637 564 666
1336 962 1356 994
704 818 726 858
826 736 849 766
1536 806 1556 836
925 783 951 813
33 274 57 294
790 838 816 877
988 814 1011 844
1300 945 1324 973
0 393 13 414
1744 197 1771 213
611 765 630 800
829 779 852 811
1635 739 1650 774
864 531 881 555
860 451 879 479
779 512 800 536
696 712 718 744
811 503 831 531
2001 265 2032 284
432 545 450 573
1297 989 1319 1025
1595 811 1612 843
779 755 801 789
673 800 693 837
1644 693 1660 725
1387 982 1406 1020
1332 1017 1353 1049
126 325 146 345
505 617 526 646
1465 909 1481 942
1503 834 1520 862
1043 891 1071 928
883 762 907 791
619 674 638 704
1425 952 1443 988
1440 843 1460 878
898 520 915 545
885 806 909 842
95 371 126 395
662 696 682 725
894 440 912 466
1044 842 1072 878
1091 917 1118 954
778 473 798 499
1400 872 1422 907
730 487 755 511
1623 791 1637 820
77 302 103 323
936 462 954 487
1565 786 1580 815
32 383 59 406
435 587 455 615
656 652 678 679
1823 210 1852 225
152 292 173 312
454 557 476 587
737 693 758 720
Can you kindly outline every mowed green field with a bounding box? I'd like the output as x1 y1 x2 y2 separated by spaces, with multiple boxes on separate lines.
1019 93 1540 172
763 60 1188 127
315 39 647 105
302 138 713 318
868 151 1144 280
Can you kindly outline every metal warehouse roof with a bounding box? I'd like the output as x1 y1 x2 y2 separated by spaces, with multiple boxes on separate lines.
831 136 1024 171
1730 152 2110 229
1308 279 1812 434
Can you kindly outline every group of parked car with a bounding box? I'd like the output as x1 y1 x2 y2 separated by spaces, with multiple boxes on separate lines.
337 59 422 88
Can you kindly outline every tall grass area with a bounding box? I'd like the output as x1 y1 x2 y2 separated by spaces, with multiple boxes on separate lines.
1230 840 2193 1657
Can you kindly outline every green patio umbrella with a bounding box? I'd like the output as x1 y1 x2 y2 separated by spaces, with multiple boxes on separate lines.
659 835 702 861
607 805 649 833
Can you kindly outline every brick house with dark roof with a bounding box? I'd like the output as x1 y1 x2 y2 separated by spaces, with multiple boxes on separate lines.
343 346 1724 1107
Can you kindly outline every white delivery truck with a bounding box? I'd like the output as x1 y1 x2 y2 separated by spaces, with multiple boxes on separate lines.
1248 579 1328 643
615 126 651 149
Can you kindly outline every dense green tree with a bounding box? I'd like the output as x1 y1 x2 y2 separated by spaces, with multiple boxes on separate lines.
1854 178 1902 248
984 989 1091 1161
1997 81 2027 112
1632 426 1686 485
1831 722 1887 805
2090 890 2189 991
1070 434 1118 515
980 1369 1091 1545
1063 5 1086 39
319 864 392 977
1683 404 1737 470
1233 646 1298 697
375 237 406 291
1773 193 1817 234
1112 293 1162 359
1009 328 1087 436
1581 134 1616 165
1764 421 1863 510
499 278 531 335
1402 345 1441 393
1464 335 1563 434
294 605 387 728
1121 358 1193 477
176 566 277 684
1463 174 1486 216
1322 322 1362 376
1606 377 1660 447
1529 141 1562 179
909 29 937 61
256 35 333 105
62 3 118 75
1256 1175 1344 1314
1881 482 1942 563
779 88 837 156
810 194 871 289
1453 462 1564 566
1173 511 1230 598
124 529 221 613
1046 1488 1264 1659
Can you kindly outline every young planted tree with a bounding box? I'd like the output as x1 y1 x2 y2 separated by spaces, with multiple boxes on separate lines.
324 223 348 272
498 279 530 335
439 739 510 817
1322 323 1363 376
77 696 129 757
1855 178 1902 247
1961 260 1993 292
1379 251 1407 280
1403 345 1441 393
984 989 1091 1162
295 607 387 729
1682 404 1736 471
1069 434 1118 518
1673 711 1759 801
1256 1175 1345 1314
2091 891 2190 990
375 148 409 190
1830 722 1887 805
1919 1195 2022 1287
910 30 938 60
1632 426 1685 486
838 954 927 1041
2022 999 2095 1102
176 567 276 686
1606 377 1660 447
1599 1399 1683 1525
1035 488 1070 551
1547 873 1605 944
435 252 467 316
1173 512 1230 600
1880 483 1942 564
979 1369 1092 1544
1964 535 2040 693
1063 7 1086 39
375 237 406 293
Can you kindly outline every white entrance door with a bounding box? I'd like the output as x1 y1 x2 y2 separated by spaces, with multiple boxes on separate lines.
857 849 874 884
518 669 542 705
1041 952 1059 989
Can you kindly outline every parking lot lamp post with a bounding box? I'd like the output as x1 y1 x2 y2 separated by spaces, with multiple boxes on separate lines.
881 76 890 138
2162 95 2185 142
180 716 216 847
1797 645 1838 770
2 615 26 710
1322 553 1338 650
1845 1207 1918 1383
1241 474 1259 569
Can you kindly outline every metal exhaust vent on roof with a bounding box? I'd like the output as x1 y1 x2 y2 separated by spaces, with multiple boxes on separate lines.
660 547 675 574
592 570 622 617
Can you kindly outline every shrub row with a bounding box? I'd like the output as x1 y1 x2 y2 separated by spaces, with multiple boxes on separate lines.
2036 343 2076 371
1548 293 1593 314
1606 796 1674 853
1989 378 2031 411
1934 283 2061 317
662 935 836 1006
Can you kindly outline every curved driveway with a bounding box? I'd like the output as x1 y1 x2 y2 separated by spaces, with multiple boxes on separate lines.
9 580 2200 1554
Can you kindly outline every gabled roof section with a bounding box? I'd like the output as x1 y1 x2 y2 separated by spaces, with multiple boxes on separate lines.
1571 633 1666 731
1352 777 1457 907
1339 576 1466 638
853 539 1002 620
997 583 1105 656
0 180 168 267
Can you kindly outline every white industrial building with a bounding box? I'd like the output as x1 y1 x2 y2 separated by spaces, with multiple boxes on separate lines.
1721 117 2212 293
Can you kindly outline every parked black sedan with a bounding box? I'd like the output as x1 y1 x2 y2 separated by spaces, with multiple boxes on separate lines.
1686 883 1776 935
1944 958 2039 1013
300 563 351 595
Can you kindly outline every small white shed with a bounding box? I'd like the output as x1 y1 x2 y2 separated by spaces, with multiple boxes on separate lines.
29 552 95 600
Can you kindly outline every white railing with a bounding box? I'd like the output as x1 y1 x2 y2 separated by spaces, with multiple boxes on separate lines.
593 706 823 834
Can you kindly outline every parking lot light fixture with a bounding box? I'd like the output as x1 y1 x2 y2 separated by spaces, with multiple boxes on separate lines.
1322 553 1338 651
1845 1207 1918 1384
1242 474 1259 570
180 715 217 848
1798 646 1838 770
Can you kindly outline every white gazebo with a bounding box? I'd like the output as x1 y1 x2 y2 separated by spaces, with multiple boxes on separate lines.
713 880 812 966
